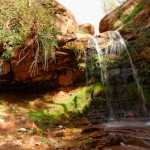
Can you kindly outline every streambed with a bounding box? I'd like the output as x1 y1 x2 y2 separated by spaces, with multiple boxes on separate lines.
54 120 150 150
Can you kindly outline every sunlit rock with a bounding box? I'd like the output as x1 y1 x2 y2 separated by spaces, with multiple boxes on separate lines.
79 23 95 35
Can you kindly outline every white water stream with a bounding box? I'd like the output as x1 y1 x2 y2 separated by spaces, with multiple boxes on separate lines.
87 30 148 118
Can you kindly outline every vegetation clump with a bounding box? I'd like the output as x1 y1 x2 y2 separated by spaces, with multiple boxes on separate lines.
0 0 59 75
27 83 104 129
114 1 146 29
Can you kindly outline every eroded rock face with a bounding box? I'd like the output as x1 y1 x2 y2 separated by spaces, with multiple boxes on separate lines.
58 69 77 86
52 0 79 45
9 36 86 85
10 43 84 85
50 0 78 36
99 0 143 32
0 0 87 86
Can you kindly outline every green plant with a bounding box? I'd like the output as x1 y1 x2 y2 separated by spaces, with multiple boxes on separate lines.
124 24 137 32
143 85 150 102
137 28 150 48
123 2 145 23
114 1 145 29
27 83 104 129
0 0 59 75
114 20 123 29
126 27 150 62
28 110 60 129
127 40 139 57
136 61 150 82
63 41 85 51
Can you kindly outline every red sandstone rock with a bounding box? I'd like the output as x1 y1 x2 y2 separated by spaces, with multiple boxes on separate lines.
58 69 77 86
99 0 143 32
79 23 95 35
0 0 84 86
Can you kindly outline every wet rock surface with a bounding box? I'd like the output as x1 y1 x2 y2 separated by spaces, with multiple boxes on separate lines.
54 126 120 149
53 120 150 150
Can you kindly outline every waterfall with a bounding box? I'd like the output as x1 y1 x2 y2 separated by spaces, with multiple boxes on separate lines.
88 36 106 84
87 33 115 119
114 31 147 115
87 30 148 119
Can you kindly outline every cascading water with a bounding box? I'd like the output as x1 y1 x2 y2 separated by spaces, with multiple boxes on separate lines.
114 31 147 115
88 35 115 119
87 30 148 120
87 36 106 85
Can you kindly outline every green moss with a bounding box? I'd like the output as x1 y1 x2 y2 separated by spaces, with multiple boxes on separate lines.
27 83 104 129
123 24 137 32
28 110 59 125
114 82 143 108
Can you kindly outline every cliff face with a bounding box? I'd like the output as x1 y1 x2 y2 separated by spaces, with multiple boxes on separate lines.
99 0 145 32
99 0 150 84
0 0 93 86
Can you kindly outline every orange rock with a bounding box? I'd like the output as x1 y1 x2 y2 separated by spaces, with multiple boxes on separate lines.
79 23 95 35
78 117 90 125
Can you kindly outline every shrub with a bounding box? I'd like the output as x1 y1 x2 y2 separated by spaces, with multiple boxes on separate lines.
0 0 59 75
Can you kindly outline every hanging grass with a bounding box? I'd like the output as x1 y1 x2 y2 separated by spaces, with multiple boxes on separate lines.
0 0 59 75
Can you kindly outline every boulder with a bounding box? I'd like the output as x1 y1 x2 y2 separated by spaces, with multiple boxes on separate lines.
79 23 95 35
52 0 78 39
56 34 76 45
